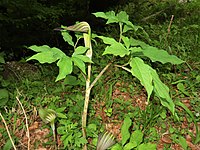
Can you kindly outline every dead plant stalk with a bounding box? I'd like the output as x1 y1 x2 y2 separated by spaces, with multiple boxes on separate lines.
16 91 30 150
0 112 17 150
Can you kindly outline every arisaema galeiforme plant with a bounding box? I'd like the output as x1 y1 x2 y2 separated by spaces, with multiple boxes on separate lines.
27 11 185 149
39 108 57 148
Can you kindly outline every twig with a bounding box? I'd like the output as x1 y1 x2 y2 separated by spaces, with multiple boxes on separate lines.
122 62 129 67
141 4 175 22
74 37 82 50
114 64 132 73
141 9 166 22
89 62 112 90
167 15 174 36
16 91 30 150
80 70 87 81
0 112 17 150
165 15 174 48
185 61 193 71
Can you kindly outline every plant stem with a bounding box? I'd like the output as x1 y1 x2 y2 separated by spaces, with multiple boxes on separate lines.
185 61 193 71
89 62 112 90
82 63 112 150
165 15 174 48
82 32 92 150
82 64 91 150
119 22 123 43
81 23 113 150
0 112 17 150
114 64 131 73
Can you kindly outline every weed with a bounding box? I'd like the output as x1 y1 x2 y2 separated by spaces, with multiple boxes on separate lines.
111 116 157 150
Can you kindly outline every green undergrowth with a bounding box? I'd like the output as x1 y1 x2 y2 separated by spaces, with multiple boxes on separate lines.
1 59 199 149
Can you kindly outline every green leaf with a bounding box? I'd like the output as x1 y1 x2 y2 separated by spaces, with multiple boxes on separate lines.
121 116 132 146
123 24 134 33
63 134 73 148
160 110 167 119
129 47 143 53
0 52 5 63
137 143 157 150
56 56 73 81
57 126 65 134
73 55 93 63
28 45 73 82
27 52 58 63
178 136 188 150
92 12 108 19
93 11 119 24
72 46 93 63
28 45 51 52
175 101 200 144
129 38 148 48
51 47 66 57
73 46 89 55
123 22 142 33
63 75 80 85
122 21 136 33
111 143 123 150
196 75 200 82
130 38 184 64
103 43 130 57
87 124 97 131
56 112 67 119
61 31 74 46
122 36 130 49
97 36 117 45
124 142 137 150
87 124 97 137
143 46 185 64
130 130 143 146
177 83 190 96
56 107 66 113
105 11 119 24
130 57 153 101
3 139 13 150
0 89 9 108
171 80 186 84
27 46 65 63
75 32 84 40
123 21 140 33
117 11 129 23
75 137 87 147
91 34 98 45
72 57 86 74
149 68 175 114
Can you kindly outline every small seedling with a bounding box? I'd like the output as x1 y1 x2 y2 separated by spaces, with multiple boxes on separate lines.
104 108 113 117
111 116 157 150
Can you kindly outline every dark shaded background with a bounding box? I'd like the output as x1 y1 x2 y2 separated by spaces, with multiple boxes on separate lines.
0 0 198 60
0 0 127 59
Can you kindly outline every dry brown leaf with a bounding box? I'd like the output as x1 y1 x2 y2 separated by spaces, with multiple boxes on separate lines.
161 134 172 144
29 121 39 131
